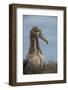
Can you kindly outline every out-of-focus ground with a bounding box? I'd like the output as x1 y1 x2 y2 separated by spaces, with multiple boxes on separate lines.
23 61 57 74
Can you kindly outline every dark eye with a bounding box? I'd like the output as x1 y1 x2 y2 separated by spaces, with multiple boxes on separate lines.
35 30 38 32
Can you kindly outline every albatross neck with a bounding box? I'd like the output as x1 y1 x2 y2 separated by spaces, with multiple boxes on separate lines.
29 37 42 54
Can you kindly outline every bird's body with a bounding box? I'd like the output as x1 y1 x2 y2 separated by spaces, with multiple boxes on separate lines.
27 52 44 67
23 27 48 74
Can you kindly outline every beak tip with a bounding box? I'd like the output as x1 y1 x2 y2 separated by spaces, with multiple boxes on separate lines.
47 42 48 44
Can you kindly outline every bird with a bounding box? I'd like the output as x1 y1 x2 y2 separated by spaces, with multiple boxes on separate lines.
23 27 48 74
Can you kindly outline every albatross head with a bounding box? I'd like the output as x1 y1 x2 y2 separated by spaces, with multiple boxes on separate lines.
30 27 48 44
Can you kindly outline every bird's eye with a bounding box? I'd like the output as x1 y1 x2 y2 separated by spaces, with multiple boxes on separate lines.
35 30 38 32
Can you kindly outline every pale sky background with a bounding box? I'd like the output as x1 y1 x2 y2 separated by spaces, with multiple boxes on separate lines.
23 15 57 63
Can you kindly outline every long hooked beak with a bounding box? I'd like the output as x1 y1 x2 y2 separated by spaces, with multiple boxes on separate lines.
39 34 48 44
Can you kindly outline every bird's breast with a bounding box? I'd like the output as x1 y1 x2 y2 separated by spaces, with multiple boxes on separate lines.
27 53 44 67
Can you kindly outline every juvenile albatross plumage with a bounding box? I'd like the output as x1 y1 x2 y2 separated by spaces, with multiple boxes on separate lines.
23 27 48 74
